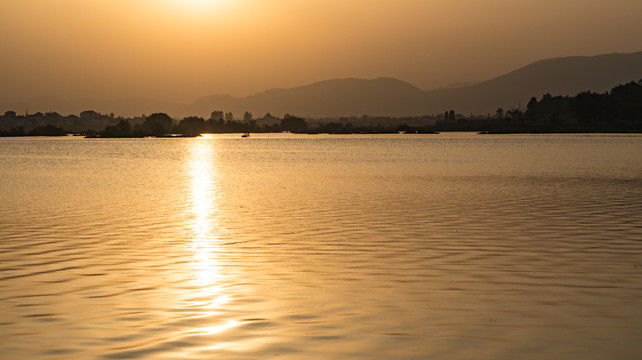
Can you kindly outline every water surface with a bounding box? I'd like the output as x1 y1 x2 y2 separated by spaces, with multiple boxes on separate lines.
1 133 641 359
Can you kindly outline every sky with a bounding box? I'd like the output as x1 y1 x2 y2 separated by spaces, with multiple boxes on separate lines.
1 0 641 103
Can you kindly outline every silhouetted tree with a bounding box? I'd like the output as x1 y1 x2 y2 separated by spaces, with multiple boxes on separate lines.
281 114 307 132
610 80 642 121
573 91 612 123
177 116 205 135
506 107 525 127
142 113 173 135
102 120 132 137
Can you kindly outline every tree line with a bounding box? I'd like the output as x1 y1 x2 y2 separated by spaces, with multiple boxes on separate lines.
95 113 309 137
2 79 640 137
437 79 642 133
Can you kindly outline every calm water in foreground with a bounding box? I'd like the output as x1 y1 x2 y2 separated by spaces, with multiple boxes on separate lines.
1 133 641 359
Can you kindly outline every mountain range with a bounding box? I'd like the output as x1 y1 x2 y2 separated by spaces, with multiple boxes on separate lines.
5 51 642 118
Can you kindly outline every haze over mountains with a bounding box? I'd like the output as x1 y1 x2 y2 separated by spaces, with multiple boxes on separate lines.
5 51 642 118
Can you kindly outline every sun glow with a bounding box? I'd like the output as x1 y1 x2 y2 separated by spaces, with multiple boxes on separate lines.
167 0 229 13
186 0 218 8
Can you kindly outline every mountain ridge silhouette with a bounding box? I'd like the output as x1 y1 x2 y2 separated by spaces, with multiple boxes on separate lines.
4 51 641 118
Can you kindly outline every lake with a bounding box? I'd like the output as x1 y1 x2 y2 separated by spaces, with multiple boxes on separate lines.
1 133 641 359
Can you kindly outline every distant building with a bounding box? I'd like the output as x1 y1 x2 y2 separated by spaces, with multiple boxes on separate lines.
45 112 61 119
80 110 108 130
0 111 18 130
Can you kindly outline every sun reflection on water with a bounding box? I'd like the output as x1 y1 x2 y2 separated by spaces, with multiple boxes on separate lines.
186 138 232 309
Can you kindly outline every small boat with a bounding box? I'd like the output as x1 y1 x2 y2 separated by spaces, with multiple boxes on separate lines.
241 133 250 138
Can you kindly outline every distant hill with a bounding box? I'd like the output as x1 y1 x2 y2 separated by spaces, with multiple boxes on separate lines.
425 51 642 115
239 77 427 118
185 51 642 117
3 51 641 118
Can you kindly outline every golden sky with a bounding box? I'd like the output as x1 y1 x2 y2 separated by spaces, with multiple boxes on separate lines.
1 0 641 102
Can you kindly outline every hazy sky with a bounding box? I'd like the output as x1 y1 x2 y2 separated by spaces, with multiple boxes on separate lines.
1 0 641 102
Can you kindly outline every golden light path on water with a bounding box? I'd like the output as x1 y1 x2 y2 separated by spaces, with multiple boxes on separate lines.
185 137 240 347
